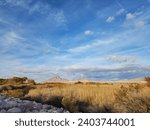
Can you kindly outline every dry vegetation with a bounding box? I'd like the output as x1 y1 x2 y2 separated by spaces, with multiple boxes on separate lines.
0 77 35 97
0 76 150 113
114 84 150 112
26 83 120 112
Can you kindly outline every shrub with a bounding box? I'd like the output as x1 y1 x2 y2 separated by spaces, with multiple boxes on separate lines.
145 76 150 87
27 79 36 85
114 84 150 112
11 77 27 84
0 79 6 85
74 81 84 84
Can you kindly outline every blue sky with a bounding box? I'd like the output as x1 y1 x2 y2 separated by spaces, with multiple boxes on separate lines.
0 0 150 81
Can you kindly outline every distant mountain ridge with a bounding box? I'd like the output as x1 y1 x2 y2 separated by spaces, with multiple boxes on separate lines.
45 76 146 83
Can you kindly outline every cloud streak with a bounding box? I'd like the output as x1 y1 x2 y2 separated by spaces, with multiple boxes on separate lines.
1 63 149 82
106 55 137 64
58 65 150 81
116 8 126 16
106 16 115 23
68 38 116 53
1 0 67 27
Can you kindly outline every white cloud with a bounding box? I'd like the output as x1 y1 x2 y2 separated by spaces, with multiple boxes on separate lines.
116 8 125 16
28 2 42 14
106 16 115 23
0 30 58 58
84 30 94 36
1 56 150 81
68 38 116 53
2 31 24 45
0 63 54 82
106 55 137 63
28 1 50 15
126 13 135 20
57 64 150 81
14 65 51 74
4 0 31 9
3 0 67 27
3 0 47 14
68 44 91 53
0 18 11 25
135 21 145 29
124 10 147 29
50 10 67 26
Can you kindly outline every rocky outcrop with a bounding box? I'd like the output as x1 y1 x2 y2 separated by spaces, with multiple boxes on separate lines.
0 95 69 113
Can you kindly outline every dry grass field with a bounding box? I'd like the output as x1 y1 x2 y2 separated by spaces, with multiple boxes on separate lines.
0 77 150 112
27 83 120 112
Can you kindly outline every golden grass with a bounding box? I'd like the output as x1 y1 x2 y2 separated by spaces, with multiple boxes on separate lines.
27 83 121 112
27 81 150 112
114 84 150 112
2 89 24 97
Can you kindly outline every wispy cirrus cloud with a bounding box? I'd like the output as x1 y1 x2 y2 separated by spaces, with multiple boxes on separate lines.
116 8 126 16
0 29 58 58
0 62 54 82
2 31 24 44
1 0 67 27
0 18 12 25
47 9 67 27
106 16 115 23
0 31 24 54
68 38 116 53
2 0 48 14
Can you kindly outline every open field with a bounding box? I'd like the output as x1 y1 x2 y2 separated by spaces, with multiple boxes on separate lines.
0 77 150 112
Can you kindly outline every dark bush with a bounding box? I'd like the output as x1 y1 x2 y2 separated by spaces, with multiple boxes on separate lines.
74 81 83 84
145 76 150 87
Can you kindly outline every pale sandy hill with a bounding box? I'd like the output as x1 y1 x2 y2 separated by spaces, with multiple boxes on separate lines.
46 76 68 83
112 78 146 84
